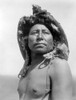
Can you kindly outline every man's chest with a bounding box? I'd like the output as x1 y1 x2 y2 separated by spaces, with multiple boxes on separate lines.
18 66 51 97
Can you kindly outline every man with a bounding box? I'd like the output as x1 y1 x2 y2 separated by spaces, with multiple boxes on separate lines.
17 5 73 100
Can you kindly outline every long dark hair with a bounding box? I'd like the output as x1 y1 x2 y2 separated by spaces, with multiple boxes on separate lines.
17 5 69 78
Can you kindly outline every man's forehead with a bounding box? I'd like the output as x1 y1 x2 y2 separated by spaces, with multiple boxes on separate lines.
29 24 50 32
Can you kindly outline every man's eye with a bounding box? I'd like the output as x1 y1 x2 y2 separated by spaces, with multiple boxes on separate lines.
30 31 38 35
43 31 50 34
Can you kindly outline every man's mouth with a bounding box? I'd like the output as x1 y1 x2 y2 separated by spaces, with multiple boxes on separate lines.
34 43 46 47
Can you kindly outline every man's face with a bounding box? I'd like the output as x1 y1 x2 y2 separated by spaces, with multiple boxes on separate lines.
28 24 53 54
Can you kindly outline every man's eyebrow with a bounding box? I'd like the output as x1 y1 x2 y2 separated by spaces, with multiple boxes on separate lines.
42 29 48 31
42 29 50 33
31 29 39 32
31 29 49 33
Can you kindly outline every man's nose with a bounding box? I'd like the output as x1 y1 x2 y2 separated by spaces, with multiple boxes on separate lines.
37 31 43 39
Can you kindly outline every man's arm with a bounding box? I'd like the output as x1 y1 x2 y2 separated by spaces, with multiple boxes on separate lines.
49 58 73 100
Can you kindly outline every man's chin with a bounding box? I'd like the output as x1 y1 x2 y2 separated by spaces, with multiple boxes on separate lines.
33 49 49 54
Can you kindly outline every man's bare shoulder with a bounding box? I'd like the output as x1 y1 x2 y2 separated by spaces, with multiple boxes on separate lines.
48 58 73 100
52 57 69 67
49 57 72 79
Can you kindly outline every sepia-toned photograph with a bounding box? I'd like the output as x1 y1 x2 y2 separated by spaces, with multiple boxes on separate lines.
0 0 76 100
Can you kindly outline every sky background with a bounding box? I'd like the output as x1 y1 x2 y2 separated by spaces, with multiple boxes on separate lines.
0 0 76 76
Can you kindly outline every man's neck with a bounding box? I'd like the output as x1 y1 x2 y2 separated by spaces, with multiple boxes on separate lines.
31 52 45 64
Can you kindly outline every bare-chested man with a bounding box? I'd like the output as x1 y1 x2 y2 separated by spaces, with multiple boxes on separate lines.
17 5 73 100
